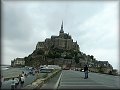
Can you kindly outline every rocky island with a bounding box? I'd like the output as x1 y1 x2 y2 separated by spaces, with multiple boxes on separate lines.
11 21 117 75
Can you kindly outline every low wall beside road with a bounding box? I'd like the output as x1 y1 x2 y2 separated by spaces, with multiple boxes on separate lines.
23 69 62 89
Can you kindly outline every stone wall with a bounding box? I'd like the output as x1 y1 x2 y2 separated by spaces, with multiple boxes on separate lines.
47 58 75 68
23 69 61 89
89 67 113 74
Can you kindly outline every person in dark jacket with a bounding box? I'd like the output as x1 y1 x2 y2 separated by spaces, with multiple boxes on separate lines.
84 65 88 79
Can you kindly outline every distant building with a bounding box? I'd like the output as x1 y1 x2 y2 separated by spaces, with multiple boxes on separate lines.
97 61 112 68
36 21 79 51
11 58 25 67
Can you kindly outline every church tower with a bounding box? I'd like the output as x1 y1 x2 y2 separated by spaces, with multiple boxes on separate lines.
59 21 64 35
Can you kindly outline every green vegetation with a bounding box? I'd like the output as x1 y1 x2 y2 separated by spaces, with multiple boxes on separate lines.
75 55 79 64
64 54 73 59
24 47 83 67
46 50 61 59
24 56 41 67
42 73 48 78
33 49 44 55
98 66 104 73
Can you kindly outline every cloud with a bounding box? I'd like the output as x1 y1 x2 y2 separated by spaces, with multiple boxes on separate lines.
1 1 119 70
76 2 119 69
78 2 118 49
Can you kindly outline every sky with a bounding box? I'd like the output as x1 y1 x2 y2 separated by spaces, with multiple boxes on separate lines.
1 0 119 70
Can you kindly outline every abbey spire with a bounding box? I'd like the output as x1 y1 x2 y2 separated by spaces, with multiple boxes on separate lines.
59 21 64 34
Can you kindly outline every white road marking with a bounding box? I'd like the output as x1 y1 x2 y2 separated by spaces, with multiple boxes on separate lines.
60 81 116 88
60 84 115 87
61 82 93 83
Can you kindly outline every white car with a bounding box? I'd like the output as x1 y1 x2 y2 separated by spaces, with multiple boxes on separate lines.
82 70 84 72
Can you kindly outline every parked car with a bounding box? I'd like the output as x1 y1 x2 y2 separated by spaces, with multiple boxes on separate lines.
40 68 54 73
63 67 70 70
80 69 84 72
82 69 84 72
40 68 53 73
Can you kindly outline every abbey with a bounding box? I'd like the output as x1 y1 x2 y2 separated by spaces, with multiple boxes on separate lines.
36 21 79 51
11 21 117 75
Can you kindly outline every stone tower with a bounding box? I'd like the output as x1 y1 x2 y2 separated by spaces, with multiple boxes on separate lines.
59 21 64 36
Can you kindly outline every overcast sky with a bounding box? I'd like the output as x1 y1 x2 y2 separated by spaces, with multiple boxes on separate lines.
1 1 119 70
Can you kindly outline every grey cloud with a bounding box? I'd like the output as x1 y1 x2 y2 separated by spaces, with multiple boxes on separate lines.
2 1 118 70
2 4 35 41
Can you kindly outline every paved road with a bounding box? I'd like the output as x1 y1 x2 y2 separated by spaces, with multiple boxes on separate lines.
1 74 35 89
57 70 120 89
40 71 61 89
1 69 46 89
40 70 120 89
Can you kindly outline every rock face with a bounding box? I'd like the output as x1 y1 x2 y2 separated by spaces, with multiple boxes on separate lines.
24 22 113 74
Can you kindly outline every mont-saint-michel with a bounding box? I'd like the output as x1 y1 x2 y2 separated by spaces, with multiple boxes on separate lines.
11 21 117 75
2 1 119 89
2 22 119 89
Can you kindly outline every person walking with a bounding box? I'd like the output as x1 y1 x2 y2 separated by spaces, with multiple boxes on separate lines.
84 65 88 79
14 78 19 89
11 78 16 90
21 71 25 77
20 75 25 88
18 74 21 83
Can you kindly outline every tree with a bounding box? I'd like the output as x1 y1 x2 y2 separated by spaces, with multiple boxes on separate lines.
47 51 55 59
36 49 44 55
74 51 78 56
90 55 94 60
54 52 61 58
98 66 104 73
75 56 79 64
64 54 73 59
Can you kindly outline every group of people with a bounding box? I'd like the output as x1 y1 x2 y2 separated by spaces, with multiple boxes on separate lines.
1 71 26 90
11 71 25 90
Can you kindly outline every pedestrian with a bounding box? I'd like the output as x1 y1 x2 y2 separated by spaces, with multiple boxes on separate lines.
20 75 25 88
24 73 27 77
22 71 25 77
11 78 15 90
14 78 19 89
18 74 21 83
0 75 4 87
84 65 88 79
32 69 35 75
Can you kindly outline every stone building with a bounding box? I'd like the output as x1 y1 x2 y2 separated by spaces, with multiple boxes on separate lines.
36 42 45 49
11 58 25 67
36 21 79 51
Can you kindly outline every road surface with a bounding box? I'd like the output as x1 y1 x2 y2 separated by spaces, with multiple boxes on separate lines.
1 74 36 89
1 69 46 89
40 70 120 89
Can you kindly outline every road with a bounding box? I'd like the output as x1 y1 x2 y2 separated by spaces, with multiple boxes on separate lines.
40 70 120 89
1 74 36 89
1 69 46 89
